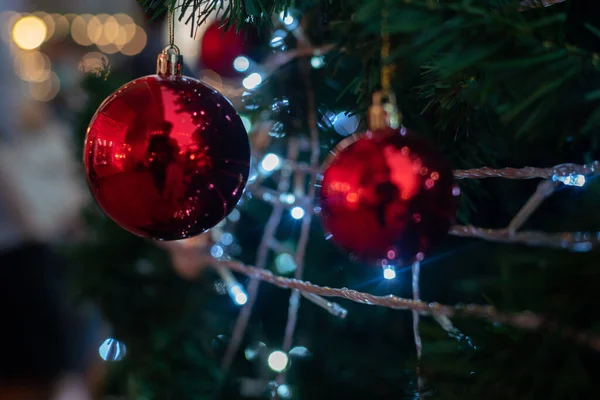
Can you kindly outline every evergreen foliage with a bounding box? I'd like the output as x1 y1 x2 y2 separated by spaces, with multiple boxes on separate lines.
71 1 600 398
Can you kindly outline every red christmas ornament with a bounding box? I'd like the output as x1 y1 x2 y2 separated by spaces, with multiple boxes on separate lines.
319 127 458 264
84 47 250 240
200 20 257 77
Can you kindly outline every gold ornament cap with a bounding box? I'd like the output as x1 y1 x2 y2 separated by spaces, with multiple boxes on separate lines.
157 44 183 77
368 91 402 130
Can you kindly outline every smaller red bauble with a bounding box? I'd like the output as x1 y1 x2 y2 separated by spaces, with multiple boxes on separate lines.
84 74 250 240
200 21 257 77
319 127 459 265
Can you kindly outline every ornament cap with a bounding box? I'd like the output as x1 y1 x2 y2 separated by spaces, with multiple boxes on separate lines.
157 44 183 77
368 91 402 130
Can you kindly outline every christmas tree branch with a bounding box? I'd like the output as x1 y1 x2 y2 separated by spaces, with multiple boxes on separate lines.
453 162 600 180
519 0 567 11
216 260 600 352
449 226 600 251
271 160 599 181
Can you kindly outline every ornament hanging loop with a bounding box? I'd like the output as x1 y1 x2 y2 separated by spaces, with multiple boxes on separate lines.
157 44 183 77
369 91 401 130
370 4 401 131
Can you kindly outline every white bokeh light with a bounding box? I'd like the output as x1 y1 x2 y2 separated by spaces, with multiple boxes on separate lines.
383 265 396 280
230 284 248 305
291 207 305 220
260 153 281 173
233 56 250 72
267 350 289 372
242 72 263 90
311 55 325 69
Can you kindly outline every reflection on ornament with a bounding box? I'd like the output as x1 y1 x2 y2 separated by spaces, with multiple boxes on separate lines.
84 74 250 240
320 127 458 264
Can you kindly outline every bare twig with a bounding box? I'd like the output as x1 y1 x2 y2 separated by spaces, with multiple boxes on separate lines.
217 260 600 352
449 226 600 252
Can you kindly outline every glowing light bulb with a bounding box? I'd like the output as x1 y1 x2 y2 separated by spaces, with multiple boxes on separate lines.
242 72 262 90
275 253 297 274
12 16 47 50
98 338 126 361
233 56 250 72
311 55 325 69
554 173 586 187
291 207 305 220
267 350 289 372
279 11 297 29
260 153 281 173
382 265 396 280
277 384 291 398
230 284 248 305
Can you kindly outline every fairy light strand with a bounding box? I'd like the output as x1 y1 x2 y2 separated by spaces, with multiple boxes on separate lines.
217 260 600 352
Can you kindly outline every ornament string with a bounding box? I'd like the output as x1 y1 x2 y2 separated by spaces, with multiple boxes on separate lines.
216 259 600 352
168 1 176 47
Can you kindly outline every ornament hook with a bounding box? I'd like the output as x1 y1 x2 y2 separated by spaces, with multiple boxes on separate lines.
157 44 183 77
368 91 401 130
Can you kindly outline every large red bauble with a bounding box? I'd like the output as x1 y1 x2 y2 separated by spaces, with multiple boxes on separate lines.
200 21 256 77
84 74 250 240
319 127 458 264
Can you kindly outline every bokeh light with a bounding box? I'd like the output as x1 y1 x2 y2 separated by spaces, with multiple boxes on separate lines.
79 52 108 75
50 14 69 40
14 50 51 82
12 15 47 50
267 350 289 372
41 14 55 40
120 25 147 56
28 71 60 102
71 14 93 46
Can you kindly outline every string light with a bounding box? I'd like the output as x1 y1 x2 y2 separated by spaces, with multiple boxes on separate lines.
211 244 225 259
230 284 248 305
553 173 586 187
279 10 299 30
267 350 289 372
12 15 47 50
275 253 297 274
290 207 305 220
289 346 310 357
310 55 325 68
260 153 281 173
279 193 296 204
242 72 263 90
233 56 250 72
382 265 396 280
333 112 359 136
98 338 126 361
277 384 291 398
